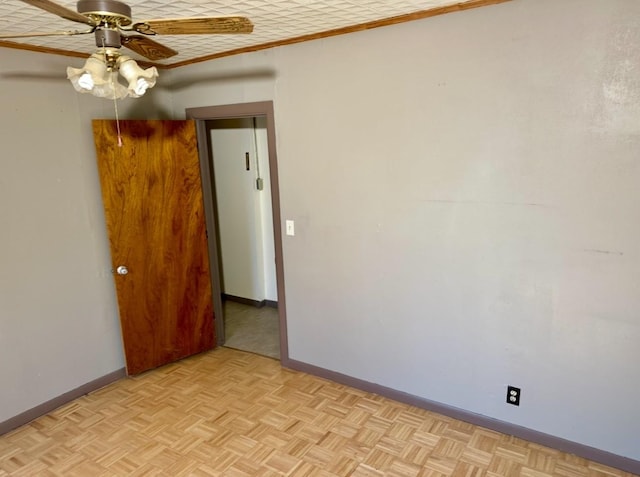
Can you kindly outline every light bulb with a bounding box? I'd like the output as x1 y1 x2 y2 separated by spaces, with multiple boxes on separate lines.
133 77 150 96
77 72 95 90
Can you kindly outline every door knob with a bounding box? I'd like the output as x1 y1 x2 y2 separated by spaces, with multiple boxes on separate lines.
116 266 129 275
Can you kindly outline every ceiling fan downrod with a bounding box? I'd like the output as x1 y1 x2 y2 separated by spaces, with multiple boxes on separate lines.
94 28 121 49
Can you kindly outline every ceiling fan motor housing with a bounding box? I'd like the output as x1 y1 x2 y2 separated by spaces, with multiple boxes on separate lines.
77 0 133 27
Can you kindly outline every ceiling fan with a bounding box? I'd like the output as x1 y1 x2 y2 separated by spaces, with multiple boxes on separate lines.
1 0 254 61
1 0 254 98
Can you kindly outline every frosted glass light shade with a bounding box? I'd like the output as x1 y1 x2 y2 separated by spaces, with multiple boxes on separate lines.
117 56 158 98
67 55 107 91
91 71 128 100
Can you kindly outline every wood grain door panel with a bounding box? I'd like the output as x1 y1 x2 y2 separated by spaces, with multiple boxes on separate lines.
93 120 214 375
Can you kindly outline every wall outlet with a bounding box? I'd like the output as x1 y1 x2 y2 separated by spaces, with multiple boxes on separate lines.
507 386 521 406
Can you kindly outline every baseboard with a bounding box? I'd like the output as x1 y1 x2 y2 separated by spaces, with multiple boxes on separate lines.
222 293 278 309
282 357 640 475
0 368 126 436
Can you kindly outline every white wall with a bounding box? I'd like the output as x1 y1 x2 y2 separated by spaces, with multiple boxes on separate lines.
0 49 173 423
170 0 640 461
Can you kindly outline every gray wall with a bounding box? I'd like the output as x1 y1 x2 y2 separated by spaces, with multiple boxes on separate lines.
0 49 172 423
170 0 640 461
1 0 639 464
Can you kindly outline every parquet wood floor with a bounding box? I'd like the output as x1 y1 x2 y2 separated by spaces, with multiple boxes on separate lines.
0 348 635 476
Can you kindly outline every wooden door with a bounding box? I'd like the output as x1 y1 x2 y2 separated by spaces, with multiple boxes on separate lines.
93 120 214 375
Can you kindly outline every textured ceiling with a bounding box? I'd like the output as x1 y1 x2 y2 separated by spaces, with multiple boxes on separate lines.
0 0 489 66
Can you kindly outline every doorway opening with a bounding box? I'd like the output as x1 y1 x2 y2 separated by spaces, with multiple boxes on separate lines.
207 116 278 358
186 102 288 362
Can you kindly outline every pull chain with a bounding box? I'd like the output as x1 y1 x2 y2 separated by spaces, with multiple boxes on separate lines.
112 85 123 147
102 38 123 147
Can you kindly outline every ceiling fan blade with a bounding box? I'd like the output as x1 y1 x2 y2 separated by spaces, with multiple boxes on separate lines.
0 28 93 39
19 0 93 25
121 35 178 61
133 17 253 35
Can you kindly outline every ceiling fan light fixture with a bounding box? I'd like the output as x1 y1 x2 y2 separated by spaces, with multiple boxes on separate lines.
67 52 157 100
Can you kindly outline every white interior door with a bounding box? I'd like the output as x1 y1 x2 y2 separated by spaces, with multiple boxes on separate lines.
209 117 276 302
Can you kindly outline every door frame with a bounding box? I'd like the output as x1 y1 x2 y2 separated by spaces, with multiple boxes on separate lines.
186 101 289 362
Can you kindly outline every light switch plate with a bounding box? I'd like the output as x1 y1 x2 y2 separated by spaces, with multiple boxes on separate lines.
286 220 295 236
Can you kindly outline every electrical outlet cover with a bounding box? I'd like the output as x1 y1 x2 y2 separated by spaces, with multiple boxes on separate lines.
507 386 521 406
